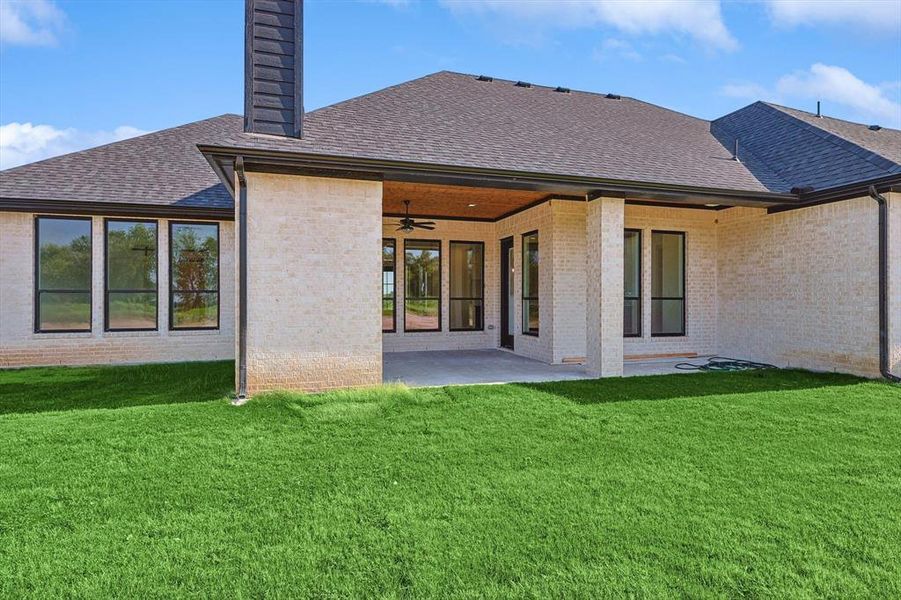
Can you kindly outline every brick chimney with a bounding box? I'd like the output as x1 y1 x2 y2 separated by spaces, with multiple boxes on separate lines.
244 0 303 138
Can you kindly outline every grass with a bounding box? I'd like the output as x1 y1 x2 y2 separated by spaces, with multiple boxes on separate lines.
0 363 899 598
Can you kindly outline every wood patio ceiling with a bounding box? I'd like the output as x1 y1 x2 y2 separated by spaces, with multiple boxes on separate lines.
382 181 552 221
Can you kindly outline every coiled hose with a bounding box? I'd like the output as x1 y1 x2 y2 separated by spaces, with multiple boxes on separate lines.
674 356 777 372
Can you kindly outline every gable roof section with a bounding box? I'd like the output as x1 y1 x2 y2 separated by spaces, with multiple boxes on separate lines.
208 71 772 193
711 101 901 193
0 114 241 216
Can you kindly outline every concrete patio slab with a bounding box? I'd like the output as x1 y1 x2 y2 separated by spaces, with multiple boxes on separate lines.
383 349 702 387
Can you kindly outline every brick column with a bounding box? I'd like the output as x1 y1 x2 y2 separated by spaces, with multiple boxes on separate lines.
239 172 383 394
585 196 624 377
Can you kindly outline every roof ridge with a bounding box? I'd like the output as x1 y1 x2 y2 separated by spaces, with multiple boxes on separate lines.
757 102 900 173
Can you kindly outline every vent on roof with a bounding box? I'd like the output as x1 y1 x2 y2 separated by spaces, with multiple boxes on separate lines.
605 93 621 100
515 81 531 88
554 86 571 93
869 124 882 131
790 186 815 195
476 75 493 82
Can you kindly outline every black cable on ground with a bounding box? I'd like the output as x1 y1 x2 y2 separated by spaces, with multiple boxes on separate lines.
674 356 778 372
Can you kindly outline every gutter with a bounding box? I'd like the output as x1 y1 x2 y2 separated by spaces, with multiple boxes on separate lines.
235 157 249 401
868 185 901 383
197 144 798 208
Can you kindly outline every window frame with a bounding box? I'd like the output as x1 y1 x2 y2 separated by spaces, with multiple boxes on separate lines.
521 230 539 337
650 229 686 338
382 238 396 333
33 215 93 334
168 220 220 331
624 228 642 338
403 238 442 333
104 218 159 332
449 240 485 332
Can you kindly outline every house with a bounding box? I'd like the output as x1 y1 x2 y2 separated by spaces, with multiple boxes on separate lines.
1 0 899 396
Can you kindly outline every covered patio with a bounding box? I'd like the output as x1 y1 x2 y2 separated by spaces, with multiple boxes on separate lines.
383 350 698 387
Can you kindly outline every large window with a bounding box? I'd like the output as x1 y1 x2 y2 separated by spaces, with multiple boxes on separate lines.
404 240 441 331
383 239 396 332
624 229 641 337
522 231 539 335
35 216 92 333
651 231 685 336
449 241 484 331
105 219 158 331
170 222 219 330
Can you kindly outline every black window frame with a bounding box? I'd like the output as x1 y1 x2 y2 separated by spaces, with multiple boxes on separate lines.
33 215 93 334
168 220 220 331
449 240 485 332
624 228 642 338
403 238 442 333
104 218 159 332
382 238 396 333
521 230 539 337
651 230 686 338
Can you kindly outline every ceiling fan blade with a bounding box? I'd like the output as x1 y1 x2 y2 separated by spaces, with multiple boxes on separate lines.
414 224 435 230
415 221 436 226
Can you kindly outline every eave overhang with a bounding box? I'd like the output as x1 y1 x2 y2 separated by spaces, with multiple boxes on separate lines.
0 197 234 221
767 173 901 214
198 144 800 210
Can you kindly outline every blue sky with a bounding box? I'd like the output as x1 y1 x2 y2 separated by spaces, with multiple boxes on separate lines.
1 0 899 169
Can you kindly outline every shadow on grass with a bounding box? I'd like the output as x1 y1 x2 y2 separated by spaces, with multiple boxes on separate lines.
0 361 234 415
513 369 867 405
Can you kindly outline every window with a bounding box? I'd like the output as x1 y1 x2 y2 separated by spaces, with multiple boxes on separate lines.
35 216 92 332
651 231 685 336
449 241 484 331
624 229 641 337
105 219 158 331
383 239 396 332
170 222 219 330
522 231 539 335
404 240 441 331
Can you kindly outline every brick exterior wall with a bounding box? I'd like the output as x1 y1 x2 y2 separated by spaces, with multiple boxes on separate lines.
241 173 382 394
0 211 234 368
716 198 881 376
623 204 719 358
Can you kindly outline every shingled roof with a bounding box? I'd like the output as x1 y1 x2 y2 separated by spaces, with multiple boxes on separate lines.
0 115 240 213
2 71 898 214
711 101 901 193
211 71 772 193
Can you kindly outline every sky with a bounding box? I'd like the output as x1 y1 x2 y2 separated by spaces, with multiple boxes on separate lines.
1 0 899 170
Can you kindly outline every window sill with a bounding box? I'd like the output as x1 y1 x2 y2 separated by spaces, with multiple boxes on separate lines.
33 330 92 339
169 328 222 336
103 330 160 338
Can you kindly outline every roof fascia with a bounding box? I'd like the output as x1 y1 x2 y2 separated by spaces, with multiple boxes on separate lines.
0 198 234 221
767 173 901 214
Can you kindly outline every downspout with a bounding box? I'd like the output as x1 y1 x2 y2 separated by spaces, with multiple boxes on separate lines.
868 185 901 383
235 157 249 400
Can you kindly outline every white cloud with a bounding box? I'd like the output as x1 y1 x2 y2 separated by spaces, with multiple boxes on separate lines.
721 64 901 128
660 53 686 64
0 0 66 46
765 0 901 32
593 38 642 62
0 123 149 170
440 0 738 50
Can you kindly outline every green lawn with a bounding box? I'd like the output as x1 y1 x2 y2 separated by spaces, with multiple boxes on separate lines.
1 363 899 598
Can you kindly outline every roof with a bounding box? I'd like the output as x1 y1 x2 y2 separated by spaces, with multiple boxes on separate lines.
0 115 240 213
767 103 901 165
211 71 772 193
711 101 901 193
2 71 899 214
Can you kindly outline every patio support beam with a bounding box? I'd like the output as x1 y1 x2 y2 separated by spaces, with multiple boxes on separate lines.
585 196 624 377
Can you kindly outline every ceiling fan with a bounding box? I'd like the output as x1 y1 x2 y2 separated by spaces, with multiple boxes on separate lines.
395 200 435 232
